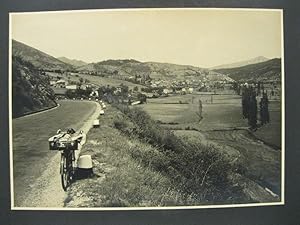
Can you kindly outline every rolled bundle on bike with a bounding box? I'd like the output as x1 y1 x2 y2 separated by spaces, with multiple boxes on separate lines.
48 129 84 151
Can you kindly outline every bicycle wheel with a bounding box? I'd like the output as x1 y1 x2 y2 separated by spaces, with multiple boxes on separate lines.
60 154 69 191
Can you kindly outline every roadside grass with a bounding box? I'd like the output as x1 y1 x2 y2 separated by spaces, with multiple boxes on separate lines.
66 106 188 207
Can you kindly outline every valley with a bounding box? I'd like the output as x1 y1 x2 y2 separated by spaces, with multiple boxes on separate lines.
11 39 283 207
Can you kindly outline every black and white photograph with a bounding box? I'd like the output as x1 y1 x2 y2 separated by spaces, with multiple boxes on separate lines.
9 8 284 210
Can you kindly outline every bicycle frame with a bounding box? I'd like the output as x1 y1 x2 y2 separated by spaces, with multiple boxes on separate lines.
60 149 75 191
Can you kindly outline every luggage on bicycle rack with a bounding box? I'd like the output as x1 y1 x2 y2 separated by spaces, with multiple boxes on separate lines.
48 129 83 151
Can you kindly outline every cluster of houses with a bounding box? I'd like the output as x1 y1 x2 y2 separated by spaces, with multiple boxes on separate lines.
49 78 98 99
49 79 92 90
140 78 231 96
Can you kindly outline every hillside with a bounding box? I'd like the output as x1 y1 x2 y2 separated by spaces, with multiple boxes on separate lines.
77 59 233 83
214 58 281 82
212 56 269 70
57 57 88 68
12 56 57 118
12 40 73 71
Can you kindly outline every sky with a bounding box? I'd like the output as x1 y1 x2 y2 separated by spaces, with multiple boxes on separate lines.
10 8 283 68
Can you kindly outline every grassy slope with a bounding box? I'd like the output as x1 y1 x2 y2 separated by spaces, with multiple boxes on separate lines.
13 100 97 205
66 105 188 207
174 129 281 198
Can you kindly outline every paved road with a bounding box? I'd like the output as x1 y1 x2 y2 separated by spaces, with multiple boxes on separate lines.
12 100 101 208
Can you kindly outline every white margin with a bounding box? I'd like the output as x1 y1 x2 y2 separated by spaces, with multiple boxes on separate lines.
280 9 285 204
9 12 14 209
9 7 285 211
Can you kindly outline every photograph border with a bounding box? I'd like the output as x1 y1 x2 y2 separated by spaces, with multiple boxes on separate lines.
8 7 285 211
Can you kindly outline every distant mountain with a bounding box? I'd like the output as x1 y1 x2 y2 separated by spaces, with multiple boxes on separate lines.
12 56 57 118
76 59 234 83
57 56 88 68
211 56 269 70
214 58 281 82
12 40 73 71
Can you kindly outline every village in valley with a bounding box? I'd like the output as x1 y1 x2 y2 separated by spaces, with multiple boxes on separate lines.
46 67 280 107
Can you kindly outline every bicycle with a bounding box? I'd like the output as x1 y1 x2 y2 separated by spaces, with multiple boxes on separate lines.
49 128 83 191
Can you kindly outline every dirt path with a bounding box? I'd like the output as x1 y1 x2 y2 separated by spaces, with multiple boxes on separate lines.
18 101 101 208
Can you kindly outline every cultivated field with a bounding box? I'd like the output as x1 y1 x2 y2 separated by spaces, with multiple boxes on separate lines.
12 100 98 206
141 93 247 130
255 100 281 148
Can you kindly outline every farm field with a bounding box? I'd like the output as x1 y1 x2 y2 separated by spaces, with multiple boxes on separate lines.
254 101 281 148
140 94 206 125
145 94 281 147
12 100 98 206
138 103 200 124
143 93 247 130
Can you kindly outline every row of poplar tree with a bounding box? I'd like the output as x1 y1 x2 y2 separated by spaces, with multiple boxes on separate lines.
241 85 270 129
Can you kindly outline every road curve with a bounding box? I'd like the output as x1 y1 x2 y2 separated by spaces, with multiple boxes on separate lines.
12 100 101 208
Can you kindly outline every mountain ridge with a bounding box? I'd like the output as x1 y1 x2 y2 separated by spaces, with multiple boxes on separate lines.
12 40 73 71
76 58 233 83
214 58 281 82
57 56 88 68
211 56 269 70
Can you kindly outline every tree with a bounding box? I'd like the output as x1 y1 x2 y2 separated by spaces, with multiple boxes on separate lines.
242 86 250 119
248 92 257 129
137 93 147 103
233 82 241 95
257 82 261 96
133 86 139 92
197 99 203 120
79 77 84 84
259 92 270 125
242 85 258 129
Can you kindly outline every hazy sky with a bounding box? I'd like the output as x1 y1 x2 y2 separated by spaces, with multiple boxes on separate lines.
11 9 282 68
